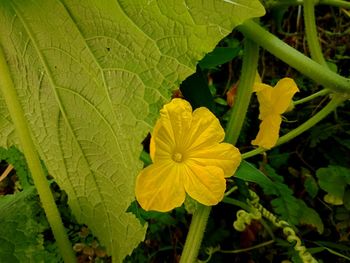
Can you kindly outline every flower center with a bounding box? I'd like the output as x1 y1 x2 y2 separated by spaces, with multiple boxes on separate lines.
172 152 183 163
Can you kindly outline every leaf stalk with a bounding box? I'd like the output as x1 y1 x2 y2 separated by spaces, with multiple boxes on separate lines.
0 45 76 263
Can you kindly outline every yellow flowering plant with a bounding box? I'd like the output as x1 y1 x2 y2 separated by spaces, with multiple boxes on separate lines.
252 78 299 149
0 1 349 262
135 98 241 212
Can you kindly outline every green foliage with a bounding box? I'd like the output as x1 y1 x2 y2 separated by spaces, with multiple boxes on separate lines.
0 1 265 261
0 0 349 262
263 164 324 234
236 162 324 233
0 146 32 189
309 123 341 148
235 160 274 188
198 47 241 70
303 168 319 199
0 188 58 262
180 67 215 110
316 165 350 206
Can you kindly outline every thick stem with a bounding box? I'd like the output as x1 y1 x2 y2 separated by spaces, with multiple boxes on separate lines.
303 0 328 66
0 46 76 262
225 39 260 144
266 0 350 9
179 204 211 263
319 0 350 8
180 39 259 263
242 94 347 159
237 20 350 93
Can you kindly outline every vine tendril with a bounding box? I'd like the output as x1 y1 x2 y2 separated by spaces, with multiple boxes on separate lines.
233 190 318 263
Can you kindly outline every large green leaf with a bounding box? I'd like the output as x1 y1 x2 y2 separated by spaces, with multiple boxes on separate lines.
0 0 265 261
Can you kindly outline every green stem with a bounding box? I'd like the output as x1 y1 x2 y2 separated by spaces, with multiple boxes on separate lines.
266 0 350 9
180 39 259 263
179 204 211 263
293 88 330 105
0 46 76 262
304 0 328 66
237 20 350 93
318 0 350 8
242 94 347 159
225 39 260 144
218 240 275 254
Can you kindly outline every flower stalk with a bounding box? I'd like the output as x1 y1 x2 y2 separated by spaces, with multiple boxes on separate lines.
0 45 76 262
180 39 259 263
293 88 330 105
179 204 211 263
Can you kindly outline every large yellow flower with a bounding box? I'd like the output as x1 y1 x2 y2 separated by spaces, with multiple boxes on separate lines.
136 99 241 212
252 78 299 149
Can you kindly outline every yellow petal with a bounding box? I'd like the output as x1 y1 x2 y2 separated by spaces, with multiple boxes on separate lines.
272 78 299 114
184 107 225 150
255 72 262 84
255 85 274 119
150 118 174 162
251 114 282 149
151 99 192 161
187 143 241 178
135 161 186 212
183 162 226 206
253 82 271 93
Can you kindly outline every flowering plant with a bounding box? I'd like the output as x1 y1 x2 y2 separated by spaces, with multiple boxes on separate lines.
0 1 349 262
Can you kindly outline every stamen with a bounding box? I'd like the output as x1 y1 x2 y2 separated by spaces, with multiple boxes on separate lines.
172 152 183 162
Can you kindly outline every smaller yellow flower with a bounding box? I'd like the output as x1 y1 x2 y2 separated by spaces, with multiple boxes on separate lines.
252 78 299 149
135 98 241 212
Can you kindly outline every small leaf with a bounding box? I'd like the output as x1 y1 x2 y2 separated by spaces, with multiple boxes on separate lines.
0 188 58 262
235 161 274 190
297 200 324 234
180 66 214 110
316 165 350 199
199 47 240 69
343 190 350 210
302 168 319 199
304 176 319 199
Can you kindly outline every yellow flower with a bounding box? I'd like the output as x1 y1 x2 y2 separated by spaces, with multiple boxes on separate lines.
252 78 299 149
135 99 241 212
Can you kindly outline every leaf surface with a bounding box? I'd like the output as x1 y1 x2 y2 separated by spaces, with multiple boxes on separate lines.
316 165 350 199
0 0 265 261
